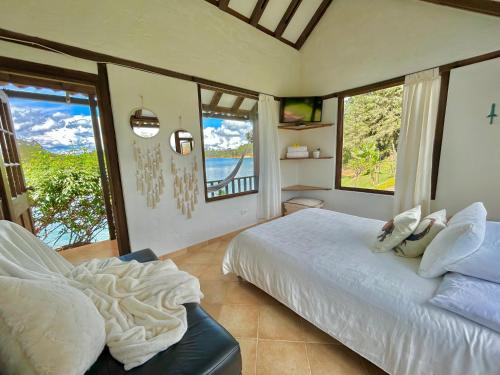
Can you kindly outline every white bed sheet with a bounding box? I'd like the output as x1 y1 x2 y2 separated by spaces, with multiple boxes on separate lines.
222 208 500 375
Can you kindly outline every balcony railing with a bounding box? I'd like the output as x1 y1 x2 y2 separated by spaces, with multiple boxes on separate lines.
206 175 257 198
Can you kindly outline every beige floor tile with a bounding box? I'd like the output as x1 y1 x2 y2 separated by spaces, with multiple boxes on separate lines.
256 341 310 375
225 281 277 305
300 319 339 344
307 344 368 375
200 280 228 304
198 264 238 281
238 338 257 375
218 304 259 338
176 262 206 278
180 250 219 264
200 302 222 320
258 304 305 341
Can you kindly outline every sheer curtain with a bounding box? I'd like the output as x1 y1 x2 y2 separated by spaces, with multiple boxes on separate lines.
257 94 281 220
394 68 441 216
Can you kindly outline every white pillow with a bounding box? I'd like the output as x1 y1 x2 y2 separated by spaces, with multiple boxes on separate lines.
374 205 421 252
429 273 500 333
394 209 447 258
446 221 500 283
419 202 487 278
0 277 105 375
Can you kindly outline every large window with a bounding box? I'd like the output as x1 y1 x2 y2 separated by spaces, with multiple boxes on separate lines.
198 85 258 202
336 81 404 194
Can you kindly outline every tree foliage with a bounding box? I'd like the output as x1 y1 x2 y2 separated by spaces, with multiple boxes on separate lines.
342 85 403 189
19 141 108 249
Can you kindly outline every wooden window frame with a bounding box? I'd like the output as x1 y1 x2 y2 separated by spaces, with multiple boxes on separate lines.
0 56 131 254
197 85 259 203
335 74 449 199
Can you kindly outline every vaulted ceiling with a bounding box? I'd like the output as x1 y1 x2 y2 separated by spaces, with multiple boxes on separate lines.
205 0 500 50
204 0 333 50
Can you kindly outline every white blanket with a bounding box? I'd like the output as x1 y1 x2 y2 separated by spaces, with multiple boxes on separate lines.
0 220 202 370
223 209 500 375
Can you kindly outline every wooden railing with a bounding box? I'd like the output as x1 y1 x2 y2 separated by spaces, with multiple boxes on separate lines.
206 175 257 198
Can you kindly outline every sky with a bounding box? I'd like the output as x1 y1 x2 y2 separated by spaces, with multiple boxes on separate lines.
202 117 252 150
2 84 95 153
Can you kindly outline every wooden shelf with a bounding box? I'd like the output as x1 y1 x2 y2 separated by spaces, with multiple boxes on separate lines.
280 156 333 160
278 123 333 131
281 184 332 191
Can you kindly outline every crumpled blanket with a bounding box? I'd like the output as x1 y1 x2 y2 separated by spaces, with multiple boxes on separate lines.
0 220 203 370
68 258 202 370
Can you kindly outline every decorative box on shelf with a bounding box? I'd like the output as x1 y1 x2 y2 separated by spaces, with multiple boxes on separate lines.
282 197 325 216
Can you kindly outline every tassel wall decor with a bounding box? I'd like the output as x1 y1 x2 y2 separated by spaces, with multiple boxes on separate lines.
133 141 165 208
171 156 199 219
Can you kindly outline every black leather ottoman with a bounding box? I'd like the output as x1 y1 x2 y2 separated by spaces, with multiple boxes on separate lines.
86 249 242 375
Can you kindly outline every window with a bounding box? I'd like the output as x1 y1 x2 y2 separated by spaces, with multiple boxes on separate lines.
198 85 258 202
336 80 404 194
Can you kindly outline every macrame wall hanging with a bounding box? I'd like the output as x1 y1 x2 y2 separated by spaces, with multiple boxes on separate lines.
133 141 165 208
171 156 199 219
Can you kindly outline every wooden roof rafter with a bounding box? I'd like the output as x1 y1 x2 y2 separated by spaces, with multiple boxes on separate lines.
204 0 334 50
200 85 256 121
419 0 500 17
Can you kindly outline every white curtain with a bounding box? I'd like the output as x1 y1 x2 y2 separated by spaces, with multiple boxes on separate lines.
257 94 281 220
394 68 441 216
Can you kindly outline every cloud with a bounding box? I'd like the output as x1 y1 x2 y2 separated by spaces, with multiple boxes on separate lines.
10 105 95 152
204 120 252 150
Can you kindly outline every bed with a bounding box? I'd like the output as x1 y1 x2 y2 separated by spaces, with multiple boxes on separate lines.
222 208 500 375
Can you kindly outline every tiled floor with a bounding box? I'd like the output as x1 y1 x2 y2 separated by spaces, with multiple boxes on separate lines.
61 235 387 374
171 235 387 375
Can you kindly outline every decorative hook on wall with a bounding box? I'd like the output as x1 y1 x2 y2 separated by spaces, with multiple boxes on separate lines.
487 103 497 125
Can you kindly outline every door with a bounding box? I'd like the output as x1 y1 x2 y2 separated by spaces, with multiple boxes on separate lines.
0 90 33 231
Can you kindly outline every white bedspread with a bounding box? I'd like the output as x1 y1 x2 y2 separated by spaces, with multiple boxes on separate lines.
0 220 202 370
222 209 500 375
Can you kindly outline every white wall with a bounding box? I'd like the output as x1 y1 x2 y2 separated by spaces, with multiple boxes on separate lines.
107 65 259 255
434 58 500 220
0 0 301 96
300 0 500 95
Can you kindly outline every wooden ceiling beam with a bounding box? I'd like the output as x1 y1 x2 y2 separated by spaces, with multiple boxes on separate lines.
210 91 223 107
250 0 269 26
294 0 333 49
419 0 500 17
202 104 251 119
274 0 303 38
231 96 245 112
218 0 230 10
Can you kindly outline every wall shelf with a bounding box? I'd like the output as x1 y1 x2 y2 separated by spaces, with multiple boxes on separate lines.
280 156 333 160
278 123 333 131
282 184 332 191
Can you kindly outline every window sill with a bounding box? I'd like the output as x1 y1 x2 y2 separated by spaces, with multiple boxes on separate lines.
205 189 258 202
336 186 394 196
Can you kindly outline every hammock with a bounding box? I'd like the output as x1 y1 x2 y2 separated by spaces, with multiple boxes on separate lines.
207 153 246 193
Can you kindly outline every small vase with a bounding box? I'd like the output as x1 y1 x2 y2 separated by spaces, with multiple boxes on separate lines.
312 150 320 159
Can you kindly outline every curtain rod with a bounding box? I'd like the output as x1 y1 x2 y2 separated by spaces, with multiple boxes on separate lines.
0 28 279 100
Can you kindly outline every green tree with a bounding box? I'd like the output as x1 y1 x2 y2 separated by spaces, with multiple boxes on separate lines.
19 141 108 249
343 85 403 161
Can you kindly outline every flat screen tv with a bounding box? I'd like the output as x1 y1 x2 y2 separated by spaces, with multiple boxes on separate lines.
280 97 323 123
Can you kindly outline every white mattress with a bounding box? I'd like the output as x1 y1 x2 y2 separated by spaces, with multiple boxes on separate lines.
222 208 500 375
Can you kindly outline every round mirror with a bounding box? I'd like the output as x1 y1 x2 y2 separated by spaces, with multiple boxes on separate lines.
170 129 195 156
130 108 160 138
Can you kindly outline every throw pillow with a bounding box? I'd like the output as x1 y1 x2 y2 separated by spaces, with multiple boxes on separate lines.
374 205 421 252
394 209 447 258
0 277 105 375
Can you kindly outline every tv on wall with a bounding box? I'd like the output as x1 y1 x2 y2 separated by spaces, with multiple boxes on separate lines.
280 97 323 123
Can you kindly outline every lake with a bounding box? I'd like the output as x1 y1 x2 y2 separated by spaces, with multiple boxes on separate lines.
205 157 255 181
